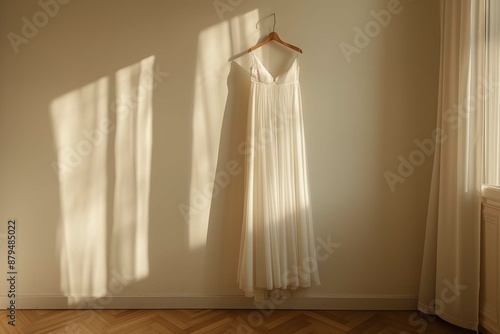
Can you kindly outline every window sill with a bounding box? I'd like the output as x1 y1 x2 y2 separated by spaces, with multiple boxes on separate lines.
482 185 500 208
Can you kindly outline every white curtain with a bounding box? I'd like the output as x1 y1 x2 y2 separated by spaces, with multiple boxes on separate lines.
418 0 485 330
485 0 500 187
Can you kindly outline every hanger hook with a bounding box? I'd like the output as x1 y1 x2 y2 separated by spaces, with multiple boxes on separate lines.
256 13 276 32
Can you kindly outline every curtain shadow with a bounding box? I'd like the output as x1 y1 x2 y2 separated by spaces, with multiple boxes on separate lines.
50 77 110 304
111 56 154 283
50 56 155 306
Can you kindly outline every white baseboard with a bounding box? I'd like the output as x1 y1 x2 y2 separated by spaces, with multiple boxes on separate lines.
0 295 417 310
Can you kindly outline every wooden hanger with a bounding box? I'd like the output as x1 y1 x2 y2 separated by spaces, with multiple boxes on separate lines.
247 14 303 54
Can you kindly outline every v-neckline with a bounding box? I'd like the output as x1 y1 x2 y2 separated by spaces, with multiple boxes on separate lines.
251 52 298 83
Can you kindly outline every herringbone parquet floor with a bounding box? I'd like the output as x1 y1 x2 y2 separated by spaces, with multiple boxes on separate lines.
0 309 476 334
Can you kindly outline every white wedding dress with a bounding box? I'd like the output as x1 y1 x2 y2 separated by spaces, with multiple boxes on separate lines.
237 52 320 299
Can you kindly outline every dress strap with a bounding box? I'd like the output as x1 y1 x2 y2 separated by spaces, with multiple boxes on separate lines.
250 52 257 67
249 52 260 82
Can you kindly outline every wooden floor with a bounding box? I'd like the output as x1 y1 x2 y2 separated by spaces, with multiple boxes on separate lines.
0 309 476 334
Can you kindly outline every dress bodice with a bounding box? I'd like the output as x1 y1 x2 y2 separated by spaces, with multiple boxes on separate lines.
250 52 300 85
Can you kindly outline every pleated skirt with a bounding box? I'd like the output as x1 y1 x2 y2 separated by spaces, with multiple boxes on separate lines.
237 81 320 299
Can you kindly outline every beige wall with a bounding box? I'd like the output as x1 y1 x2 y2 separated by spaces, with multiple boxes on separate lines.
0 0 440 307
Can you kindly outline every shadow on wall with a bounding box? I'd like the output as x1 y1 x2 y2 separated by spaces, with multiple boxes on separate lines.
204 60 250 293
50 55 158 306
180 10 262 294
183 9 261 252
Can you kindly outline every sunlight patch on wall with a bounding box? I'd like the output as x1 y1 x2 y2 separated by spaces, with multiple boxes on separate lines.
111 56 154 282
50 56 156 305
51 77 110 303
